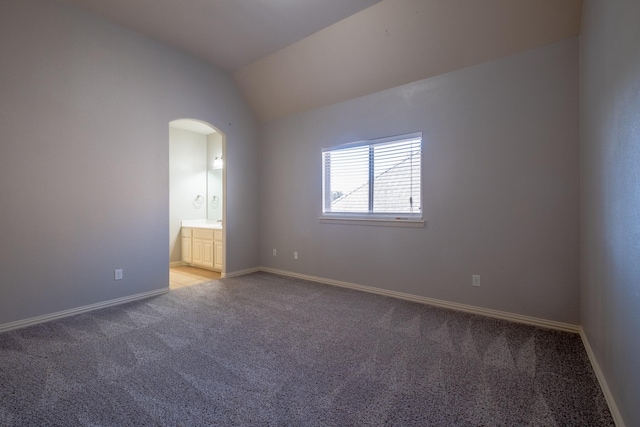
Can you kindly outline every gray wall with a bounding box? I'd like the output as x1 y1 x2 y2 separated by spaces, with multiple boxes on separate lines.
259 38 580 324
580 1 640 425
0 0 258 326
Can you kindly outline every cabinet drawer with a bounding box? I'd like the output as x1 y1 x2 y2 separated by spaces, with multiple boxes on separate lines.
214 230 222 241
193 228 214 240
181 227 192 237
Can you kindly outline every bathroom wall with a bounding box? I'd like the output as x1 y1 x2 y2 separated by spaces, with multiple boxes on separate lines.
169 127 208 263
207 133 224 222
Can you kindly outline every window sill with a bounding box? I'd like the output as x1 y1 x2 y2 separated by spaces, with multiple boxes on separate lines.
319 217 426 228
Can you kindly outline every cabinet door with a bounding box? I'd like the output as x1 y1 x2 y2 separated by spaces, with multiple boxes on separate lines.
181 237 192 264
192 238 203 265
214 241 223 271
202 239 214 268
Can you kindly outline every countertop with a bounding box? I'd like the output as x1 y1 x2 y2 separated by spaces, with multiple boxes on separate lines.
181 219 222 230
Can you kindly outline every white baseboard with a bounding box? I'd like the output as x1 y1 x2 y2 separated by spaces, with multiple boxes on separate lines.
1 266 623 425
259 267 622 424
259 267 580 333
0 288 170 334
580 328 626 427
222 267 260 279
169 261 186 268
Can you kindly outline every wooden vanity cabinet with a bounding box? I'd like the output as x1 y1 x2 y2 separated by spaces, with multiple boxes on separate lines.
213 230 223 271
181 227 222 272
181 228 192 264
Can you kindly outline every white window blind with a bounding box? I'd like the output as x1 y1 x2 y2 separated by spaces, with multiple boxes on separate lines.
322 133 422 219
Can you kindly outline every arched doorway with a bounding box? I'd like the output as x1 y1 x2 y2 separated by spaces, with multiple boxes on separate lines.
168 119 226 288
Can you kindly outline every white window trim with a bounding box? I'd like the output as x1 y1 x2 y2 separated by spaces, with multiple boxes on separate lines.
319 216 426 228
320 132 424 226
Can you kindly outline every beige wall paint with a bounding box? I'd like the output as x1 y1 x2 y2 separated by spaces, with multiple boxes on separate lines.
235 0 582 122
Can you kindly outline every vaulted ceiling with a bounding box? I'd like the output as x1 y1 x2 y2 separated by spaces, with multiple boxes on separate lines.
60 0 582 122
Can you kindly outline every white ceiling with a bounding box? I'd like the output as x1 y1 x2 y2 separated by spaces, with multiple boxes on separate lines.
59 0 582 122
60 0 381 72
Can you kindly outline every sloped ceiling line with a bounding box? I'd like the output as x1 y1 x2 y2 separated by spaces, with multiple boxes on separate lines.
59 0 582 122
233 0 582 122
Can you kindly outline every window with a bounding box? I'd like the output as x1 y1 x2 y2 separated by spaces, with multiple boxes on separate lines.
321 132 423 226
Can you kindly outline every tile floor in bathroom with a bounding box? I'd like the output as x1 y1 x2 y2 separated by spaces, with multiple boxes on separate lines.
169 266 221 289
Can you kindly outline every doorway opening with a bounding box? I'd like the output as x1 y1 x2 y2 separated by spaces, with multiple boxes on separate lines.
168 119 226 289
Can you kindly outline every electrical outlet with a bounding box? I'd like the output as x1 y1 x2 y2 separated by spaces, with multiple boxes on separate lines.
115 269 123 280
294 251 298 260
472 275 481 287
272 248 277 256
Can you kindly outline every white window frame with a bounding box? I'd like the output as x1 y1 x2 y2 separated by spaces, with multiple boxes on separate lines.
320 132 425 227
